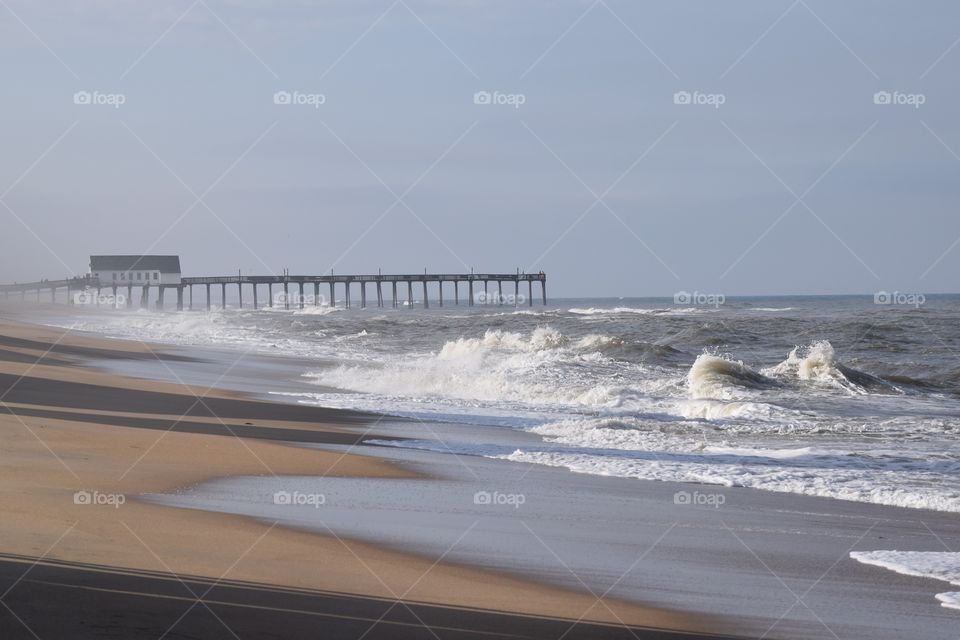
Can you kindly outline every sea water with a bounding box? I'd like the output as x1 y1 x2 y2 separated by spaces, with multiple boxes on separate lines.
49 294 960 513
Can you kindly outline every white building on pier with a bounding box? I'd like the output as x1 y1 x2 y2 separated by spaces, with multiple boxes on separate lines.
89 255 182 285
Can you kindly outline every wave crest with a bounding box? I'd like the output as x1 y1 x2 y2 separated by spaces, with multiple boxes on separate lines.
688 353 776 400
762 341 893 394
437 327 567 360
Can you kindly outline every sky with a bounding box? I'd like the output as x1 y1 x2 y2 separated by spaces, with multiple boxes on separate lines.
0 0 958 298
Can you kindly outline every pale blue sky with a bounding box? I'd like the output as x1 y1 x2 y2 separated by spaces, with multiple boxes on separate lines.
1 0 958 296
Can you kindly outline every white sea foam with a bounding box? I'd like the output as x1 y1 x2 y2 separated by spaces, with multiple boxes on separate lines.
760 340 886 394
500 450 960 512
292 306 341 316
674 399 790 421
568 306 707 316
569 307 660 315
306 326 676 414
764 340 843 382
851 551 960 611
271 325 960 515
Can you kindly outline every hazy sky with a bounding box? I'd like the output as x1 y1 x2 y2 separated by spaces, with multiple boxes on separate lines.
1 1 958 297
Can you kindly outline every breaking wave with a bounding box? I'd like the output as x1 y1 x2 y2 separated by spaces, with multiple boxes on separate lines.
762 341 894 394
687 354 777 400
306 326 681 415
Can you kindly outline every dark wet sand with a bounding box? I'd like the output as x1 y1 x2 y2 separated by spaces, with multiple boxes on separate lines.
0 554 733 640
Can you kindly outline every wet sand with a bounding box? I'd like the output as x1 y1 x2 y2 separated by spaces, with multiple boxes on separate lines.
0 314 717 639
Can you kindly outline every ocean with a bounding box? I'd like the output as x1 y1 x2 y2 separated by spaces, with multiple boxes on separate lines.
52 294 960 513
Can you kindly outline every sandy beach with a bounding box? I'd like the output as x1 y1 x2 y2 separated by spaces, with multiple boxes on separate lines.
0 313 716 639
2 306 959 640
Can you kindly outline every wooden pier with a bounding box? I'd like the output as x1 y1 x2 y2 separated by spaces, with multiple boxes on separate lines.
0 273 547 311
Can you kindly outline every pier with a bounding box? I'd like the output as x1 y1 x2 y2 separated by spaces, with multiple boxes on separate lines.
0 276 101 304
0 273 547 310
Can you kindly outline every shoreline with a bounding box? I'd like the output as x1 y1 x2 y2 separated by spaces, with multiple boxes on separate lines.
0 313 719 638
3 306 960 638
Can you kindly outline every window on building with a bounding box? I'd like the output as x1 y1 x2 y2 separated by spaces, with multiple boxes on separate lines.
153 272 159 280
137 272 142 280
112 273 117 281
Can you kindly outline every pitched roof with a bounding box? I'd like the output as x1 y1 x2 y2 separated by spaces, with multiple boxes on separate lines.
90 255 181 273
